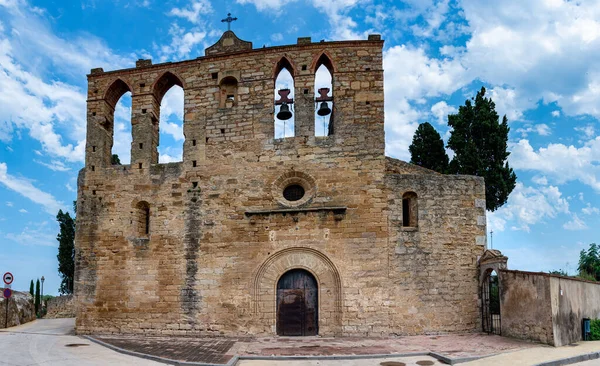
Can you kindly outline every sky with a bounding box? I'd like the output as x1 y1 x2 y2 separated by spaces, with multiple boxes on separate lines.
0 0 599 295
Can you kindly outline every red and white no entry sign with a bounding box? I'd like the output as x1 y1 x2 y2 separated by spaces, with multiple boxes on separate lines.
3 272 13 285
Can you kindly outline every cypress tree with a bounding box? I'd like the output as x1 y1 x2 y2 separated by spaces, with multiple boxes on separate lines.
409 122 449 173
56 210 76 294
447 87 517 211
35 279 40 315
29 280 34 298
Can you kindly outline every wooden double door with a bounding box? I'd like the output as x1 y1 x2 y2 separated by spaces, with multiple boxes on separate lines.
276 269 318 336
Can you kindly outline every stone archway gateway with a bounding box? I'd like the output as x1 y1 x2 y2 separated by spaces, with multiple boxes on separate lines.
277 269 318 336
253 247 342 336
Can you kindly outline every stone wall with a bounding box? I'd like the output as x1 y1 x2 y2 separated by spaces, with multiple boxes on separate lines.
386 159 486 334
499 270 554 344
0 289 35 328
75 33 486 337
550 276 600 346
46 295 75 319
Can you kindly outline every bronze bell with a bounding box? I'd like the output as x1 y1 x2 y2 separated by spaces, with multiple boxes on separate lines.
277 103 293 120
317 101 331 116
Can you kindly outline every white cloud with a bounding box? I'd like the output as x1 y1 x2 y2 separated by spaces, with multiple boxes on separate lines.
35 160 71 172
18 208 27 213
510 138 600 192
488 182 569 232
430 101 456 125
460 0 600 119
236 0 290 11
563 214 588 231
531 176 548 186
271 33 283 42
168 0 212 24
0 162 64 214
5 201 13 207
575 124 596 139
156 24 207 61
516 123 552 137
582 204 600 216
383 45 468 160
65 183 76 193
4 221 57 247
551 110 561 117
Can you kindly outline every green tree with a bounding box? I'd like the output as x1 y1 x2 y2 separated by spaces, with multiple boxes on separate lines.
409 122 449 173
29 280 34 298
111 154 121 165
56 209 76 294
35 279 40 315
549 269 569 276
447 87 517 211
578 243 600 281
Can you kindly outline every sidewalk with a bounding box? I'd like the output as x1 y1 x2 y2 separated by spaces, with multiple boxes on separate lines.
462 341 600 366
89 332 539 365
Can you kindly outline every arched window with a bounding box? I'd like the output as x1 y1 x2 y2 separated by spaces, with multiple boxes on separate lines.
219 76 238 108
136 201 150 236
402 192 418 227
274 57 295 138
104 79 132 165
314 54 334 136
154 72 184 163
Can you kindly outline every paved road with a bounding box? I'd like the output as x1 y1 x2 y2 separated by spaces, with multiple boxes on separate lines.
0 318 163 366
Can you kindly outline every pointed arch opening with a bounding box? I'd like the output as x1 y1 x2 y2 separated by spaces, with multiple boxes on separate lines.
274 57 295 139
154 72 185 163
314 54 334 137
104 79 133 165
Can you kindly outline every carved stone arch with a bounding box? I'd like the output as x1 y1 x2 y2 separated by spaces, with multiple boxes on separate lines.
310 51 336 74
253 247 343 335
273 55 297 80
103 78 133 110
151 70 185 104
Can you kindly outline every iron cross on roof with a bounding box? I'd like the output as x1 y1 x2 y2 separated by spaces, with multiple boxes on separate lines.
221 13 238 31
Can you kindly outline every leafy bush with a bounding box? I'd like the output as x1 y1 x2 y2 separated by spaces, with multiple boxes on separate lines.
590 319 600 341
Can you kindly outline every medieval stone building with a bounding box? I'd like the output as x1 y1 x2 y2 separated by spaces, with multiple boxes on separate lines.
74 31 487 337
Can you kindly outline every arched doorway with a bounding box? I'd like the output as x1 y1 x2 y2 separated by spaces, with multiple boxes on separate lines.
276 269 318 336
482 270 501 335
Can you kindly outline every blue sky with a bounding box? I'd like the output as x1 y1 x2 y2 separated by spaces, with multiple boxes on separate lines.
0 0 599 294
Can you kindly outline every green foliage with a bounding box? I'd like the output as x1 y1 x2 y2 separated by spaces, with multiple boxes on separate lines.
578 243 600 281
447 87 517 211
29 280 34 298
35 279 40 316
111 154 121 165
56 209 76 294
590 319 600 341
489 275 500 314
409 122 449 173
549 269 569 276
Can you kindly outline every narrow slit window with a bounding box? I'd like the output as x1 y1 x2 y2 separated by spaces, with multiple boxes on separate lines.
402 192 418 228
136 201 150 236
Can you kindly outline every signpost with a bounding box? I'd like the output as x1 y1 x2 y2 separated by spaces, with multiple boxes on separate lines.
3 272 13 286
3 272 13 328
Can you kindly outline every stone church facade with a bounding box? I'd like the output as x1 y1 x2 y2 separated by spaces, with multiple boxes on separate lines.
74 31 487 337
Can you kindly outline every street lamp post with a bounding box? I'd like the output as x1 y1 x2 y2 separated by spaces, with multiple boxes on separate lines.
40 276 45 315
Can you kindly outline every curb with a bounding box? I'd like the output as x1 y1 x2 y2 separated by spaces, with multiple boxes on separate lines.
534 351 600 366
83 336 489 366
